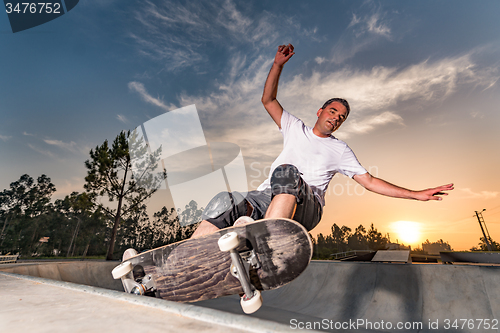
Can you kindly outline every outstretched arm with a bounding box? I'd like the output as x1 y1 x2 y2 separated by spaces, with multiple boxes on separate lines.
261 44 295 129
353 172 454 201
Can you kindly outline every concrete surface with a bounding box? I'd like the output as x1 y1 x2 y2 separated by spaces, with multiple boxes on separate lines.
196 261 500 332
0 260 123 291
2 260 500 332
371 250 410 263
0 271 310 333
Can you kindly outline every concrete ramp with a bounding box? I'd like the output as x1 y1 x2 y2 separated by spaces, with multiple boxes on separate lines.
0 260 122 290
0 268 305 333
2 260 499 332
196 261 500 332
371 250 410 263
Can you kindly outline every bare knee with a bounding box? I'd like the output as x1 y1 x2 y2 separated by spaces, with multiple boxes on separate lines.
191 220 220 239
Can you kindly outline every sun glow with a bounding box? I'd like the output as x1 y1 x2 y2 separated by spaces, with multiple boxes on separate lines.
390 221 422 246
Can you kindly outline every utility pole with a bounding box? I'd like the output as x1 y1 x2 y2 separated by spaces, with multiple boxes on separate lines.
475 209 492 251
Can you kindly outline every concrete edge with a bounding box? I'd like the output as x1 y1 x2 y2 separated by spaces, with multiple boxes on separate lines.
0 271 315 333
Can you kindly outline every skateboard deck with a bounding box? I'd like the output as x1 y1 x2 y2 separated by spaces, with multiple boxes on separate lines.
114 218 312 304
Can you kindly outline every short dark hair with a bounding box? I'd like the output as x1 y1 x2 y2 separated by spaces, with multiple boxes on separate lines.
321 98 350 115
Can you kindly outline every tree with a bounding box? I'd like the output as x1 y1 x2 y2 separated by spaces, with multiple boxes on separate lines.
471 237 500 251
0 174 56 255
347 224 369 250
84 129 166 260
54 192 97 257
367 223 388 251
331 223 351 253
312 232 335 259
114 201 201 253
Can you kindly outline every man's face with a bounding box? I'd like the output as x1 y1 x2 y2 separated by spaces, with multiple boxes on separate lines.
313 101 349 137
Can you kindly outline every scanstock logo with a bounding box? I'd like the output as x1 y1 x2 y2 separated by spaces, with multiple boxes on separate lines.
129 105 248 226
4 0 79 33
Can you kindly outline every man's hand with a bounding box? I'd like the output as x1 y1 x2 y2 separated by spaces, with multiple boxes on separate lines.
411 183 454 201
274 44 295 67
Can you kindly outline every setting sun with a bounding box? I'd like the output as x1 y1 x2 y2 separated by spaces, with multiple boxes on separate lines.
390 221 422 246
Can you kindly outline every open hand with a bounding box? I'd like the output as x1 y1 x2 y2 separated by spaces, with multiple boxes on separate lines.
414 183 454 201
274 44 295 67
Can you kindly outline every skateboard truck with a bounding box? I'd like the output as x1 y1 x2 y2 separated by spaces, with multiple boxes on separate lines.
218 232 263 314
112 262 156 295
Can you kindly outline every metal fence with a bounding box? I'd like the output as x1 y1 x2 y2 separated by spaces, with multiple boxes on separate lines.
0 255 19 264
331 250 373 260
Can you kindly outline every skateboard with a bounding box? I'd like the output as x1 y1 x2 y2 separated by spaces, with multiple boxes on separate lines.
111 218 312 313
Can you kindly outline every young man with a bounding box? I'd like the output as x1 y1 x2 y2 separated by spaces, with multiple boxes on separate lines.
191 44 453 238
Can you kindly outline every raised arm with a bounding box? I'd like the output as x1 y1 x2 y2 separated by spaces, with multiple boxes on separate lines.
261 44 295 128
353 172 454 201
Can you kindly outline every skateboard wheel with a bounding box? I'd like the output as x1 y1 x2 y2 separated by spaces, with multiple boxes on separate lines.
218 232 239 252
240 289 263 314
130 284 145 295
112 261 133 279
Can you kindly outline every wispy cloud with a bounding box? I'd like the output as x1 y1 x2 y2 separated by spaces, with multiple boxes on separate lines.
460 188 498 200
28 144 55 158
332 6 394 64
52 177 86 200
280 52 498 130
130 0 316 71
23 131 35 137
315 57 326 65
342 112 404 138
116 114 129 123
44 139 78 153
128 81 177 111
470 111 484 119
0 134 12 142
130 49 498 170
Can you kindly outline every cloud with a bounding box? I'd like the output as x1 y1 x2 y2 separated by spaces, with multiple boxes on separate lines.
44 139 91 156
44 139 78 153
116 114 129 123
0 134 12 142
470 111 484 119
28 144 55 158
130 0 317 71
128 81 177 111
460 188 498 200
52 177 86 200
365 13 391 37
332 7 394 64
342 112 404 138
131 49 498 174
315 57 326 65
23 131 35 136
280 53 498 124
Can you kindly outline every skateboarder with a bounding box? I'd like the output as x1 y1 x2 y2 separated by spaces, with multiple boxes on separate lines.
191 44 454 238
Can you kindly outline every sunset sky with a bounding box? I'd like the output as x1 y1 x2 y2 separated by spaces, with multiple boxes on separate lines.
1 0 499 250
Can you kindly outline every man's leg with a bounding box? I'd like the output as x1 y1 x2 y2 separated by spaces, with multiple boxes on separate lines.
190 191 251 238
266 164 322 231
264 193 296 219
191 220 220 238
267 164 301 219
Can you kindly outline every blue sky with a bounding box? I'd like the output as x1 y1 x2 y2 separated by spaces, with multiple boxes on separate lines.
1 0 499 249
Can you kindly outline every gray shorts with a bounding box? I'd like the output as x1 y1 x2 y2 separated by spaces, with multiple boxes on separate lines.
201 165 323 231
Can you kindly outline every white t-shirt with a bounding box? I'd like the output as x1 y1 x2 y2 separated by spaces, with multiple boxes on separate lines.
257 110 367 206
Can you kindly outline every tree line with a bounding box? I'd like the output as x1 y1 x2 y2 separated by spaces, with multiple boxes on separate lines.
311 223 391 259
0 130 200 260
311 223 496 259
